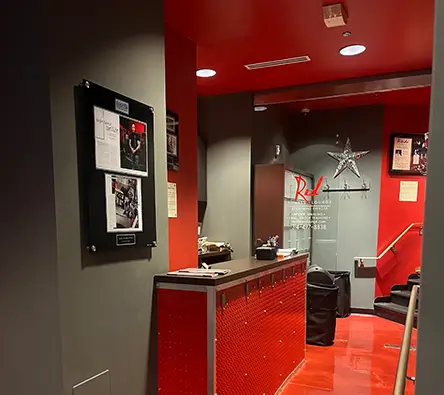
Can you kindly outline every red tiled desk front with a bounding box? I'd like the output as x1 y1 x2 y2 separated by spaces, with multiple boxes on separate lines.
156 254 307 395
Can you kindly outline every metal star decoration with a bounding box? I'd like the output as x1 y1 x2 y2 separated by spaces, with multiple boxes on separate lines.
327 138 370 178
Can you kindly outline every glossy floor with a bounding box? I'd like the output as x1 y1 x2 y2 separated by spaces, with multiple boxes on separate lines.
282 315 417 395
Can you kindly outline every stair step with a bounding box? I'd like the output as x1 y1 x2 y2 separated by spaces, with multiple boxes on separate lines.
374 302 418 328
390 289 419 309
408 278 420 289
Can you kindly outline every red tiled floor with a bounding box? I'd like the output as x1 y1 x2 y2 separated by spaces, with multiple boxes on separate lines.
281 315 417 395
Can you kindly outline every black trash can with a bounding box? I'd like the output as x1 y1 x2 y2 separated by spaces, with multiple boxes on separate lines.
329 271 351 318
307 265 335 285
306 282 339 346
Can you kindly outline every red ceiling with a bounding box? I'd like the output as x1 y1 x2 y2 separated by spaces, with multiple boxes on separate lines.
165 0 434 97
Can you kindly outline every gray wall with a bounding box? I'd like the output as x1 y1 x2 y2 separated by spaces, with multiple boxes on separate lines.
416 0 444 391
251 106 292 166
198 94 385 308
290 106 384 309
49 1 168 394
199 93 253 259
1 2 63 394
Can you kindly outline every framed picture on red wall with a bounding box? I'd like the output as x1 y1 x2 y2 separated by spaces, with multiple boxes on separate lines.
389 133 428 176
166 110 179 171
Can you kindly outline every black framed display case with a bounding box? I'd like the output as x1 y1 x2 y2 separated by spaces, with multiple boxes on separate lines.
166 110 179 171
389 133 427 176
75 79 157 254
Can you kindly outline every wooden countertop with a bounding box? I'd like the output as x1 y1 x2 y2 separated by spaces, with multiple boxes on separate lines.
155 253 308 287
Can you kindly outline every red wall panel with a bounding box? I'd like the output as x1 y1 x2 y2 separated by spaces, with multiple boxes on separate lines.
376 105 429 296
215 264 306 395
157 288 208 394
165 25 198 271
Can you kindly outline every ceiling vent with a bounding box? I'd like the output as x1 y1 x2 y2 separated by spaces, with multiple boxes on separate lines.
245 56 311 70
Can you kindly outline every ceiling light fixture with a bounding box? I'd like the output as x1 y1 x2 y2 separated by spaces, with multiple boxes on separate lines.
254 106 267 112
196 69 216 78
339 44 366 56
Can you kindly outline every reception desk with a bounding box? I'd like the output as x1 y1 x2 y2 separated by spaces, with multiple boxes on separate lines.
155 253 308 395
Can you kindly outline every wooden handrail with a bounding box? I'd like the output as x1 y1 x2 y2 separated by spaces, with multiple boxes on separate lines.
354 222 423 262
393 285 419 394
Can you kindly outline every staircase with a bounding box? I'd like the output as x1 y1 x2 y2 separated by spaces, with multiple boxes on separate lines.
374 274 420 328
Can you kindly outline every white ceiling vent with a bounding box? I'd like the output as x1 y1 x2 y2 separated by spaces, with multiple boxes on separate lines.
245 56 311 70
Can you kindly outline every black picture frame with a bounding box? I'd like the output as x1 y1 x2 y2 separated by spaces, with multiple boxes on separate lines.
75 80 157 254
389 133 427 176
166 110 179 171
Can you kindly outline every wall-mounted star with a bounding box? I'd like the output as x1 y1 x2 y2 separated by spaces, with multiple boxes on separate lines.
327 138 370 178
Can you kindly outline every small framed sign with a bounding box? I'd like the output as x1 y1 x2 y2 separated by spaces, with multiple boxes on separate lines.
389 133 428 176
166 110 179 171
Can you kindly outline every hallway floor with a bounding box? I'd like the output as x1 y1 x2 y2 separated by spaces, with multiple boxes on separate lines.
282 315 417 394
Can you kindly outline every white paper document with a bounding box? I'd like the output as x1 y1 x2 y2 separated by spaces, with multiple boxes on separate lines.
399 181 418 202
105 174 143 232
167 268 231 278
168 182 177 218
392 137 413 171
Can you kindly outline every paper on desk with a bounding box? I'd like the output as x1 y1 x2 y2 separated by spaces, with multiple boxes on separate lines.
277 248 298 257
167 268 231 277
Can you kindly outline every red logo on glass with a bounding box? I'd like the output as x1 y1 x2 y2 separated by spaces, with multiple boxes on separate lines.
294 175 323 204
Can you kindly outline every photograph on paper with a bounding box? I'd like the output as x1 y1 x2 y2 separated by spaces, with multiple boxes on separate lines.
410 134 428 172
119 116 148 174
105 174 143 233
167 133 178 157
94 106 148 177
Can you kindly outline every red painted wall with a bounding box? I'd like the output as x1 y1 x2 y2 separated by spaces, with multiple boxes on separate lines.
376 105 429 296
165 25 198 271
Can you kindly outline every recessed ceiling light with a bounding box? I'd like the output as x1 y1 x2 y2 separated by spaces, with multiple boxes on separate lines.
254 106 267 112
340 44 366 56
196 69 216 78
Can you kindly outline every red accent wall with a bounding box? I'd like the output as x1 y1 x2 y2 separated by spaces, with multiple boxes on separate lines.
165 25 198 271
376 105 429 297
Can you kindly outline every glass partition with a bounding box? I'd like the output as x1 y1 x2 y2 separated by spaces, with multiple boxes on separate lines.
283 170 313 257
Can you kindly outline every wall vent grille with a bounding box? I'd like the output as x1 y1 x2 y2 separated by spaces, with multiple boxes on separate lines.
245 56 311 70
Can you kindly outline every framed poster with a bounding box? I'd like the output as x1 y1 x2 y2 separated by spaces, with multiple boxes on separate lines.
166 110 179 171
76 80 157 254
389 133 428 176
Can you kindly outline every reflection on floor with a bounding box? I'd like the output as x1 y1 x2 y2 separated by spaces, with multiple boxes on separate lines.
282 315 417 395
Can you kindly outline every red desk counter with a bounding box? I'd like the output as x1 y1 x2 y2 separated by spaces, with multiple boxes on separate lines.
156 254 308 395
